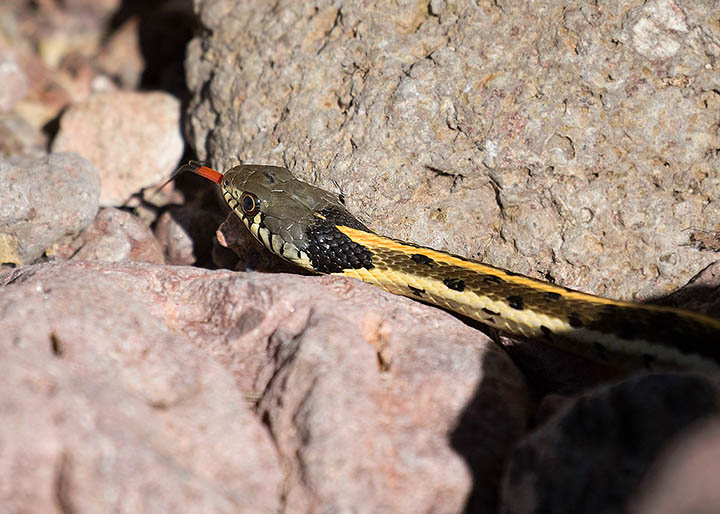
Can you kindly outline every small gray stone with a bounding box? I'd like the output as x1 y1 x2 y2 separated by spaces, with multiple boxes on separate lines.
0 152 99 265
0 111 47 156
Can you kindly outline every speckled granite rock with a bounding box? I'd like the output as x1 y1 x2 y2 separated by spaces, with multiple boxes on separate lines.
0 153 100 265
52 91 184 206
0 261 531 513
186 0 720 302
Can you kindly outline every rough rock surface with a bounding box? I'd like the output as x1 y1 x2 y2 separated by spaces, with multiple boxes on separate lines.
52 91 184 206
0 261 531 513
501 373 719 514
0 262 281 513
186 0 720 301
0 152 100 265
53 207 165 263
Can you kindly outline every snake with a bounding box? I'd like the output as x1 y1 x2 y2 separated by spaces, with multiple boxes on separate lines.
171 162 720 374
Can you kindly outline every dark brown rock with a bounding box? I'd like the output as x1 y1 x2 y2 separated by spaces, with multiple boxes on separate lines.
654 260 720 319
631 418 720 514
500 373 720 514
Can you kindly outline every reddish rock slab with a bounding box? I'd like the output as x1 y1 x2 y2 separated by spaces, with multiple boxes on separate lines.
0 261 532 513
0 262 282 513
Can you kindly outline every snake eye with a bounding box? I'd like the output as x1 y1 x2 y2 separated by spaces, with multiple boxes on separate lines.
241 192 259 215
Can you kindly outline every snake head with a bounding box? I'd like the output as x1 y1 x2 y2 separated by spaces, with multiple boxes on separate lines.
221 165 370 272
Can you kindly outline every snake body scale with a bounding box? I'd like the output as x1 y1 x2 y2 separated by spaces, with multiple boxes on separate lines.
174 162 720 374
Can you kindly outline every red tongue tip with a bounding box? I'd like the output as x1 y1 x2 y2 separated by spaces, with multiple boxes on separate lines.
191 165 223 184
155 161 224 195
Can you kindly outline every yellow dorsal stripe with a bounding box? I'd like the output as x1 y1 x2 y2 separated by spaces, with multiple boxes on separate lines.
336 225 720 329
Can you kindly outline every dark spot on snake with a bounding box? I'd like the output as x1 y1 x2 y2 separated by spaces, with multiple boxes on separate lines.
618 322 639 340
263 172 276 183
540 325 553 338
594 342 609 361
545 292 562 302
568 312 583 328
408 285 425 297
411 254 434 266
482 307 500 317
507 295 524 310
483 275 503 285
504 269 521 277
443 278 466 292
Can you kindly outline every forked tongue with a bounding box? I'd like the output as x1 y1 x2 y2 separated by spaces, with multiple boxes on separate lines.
155 161 223 192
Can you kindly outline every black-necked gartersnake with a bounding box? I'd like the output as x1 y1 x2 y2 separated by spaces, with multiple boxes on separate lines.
172 162 720 374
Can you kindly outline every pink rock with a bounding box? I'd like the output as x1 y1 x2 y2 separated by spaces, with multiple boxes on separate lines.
0 49 28 112
0 261 531 512
53 207 165 263
52 91 184 206
0 262 282 513
96 16 144 89
155 206 220 266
